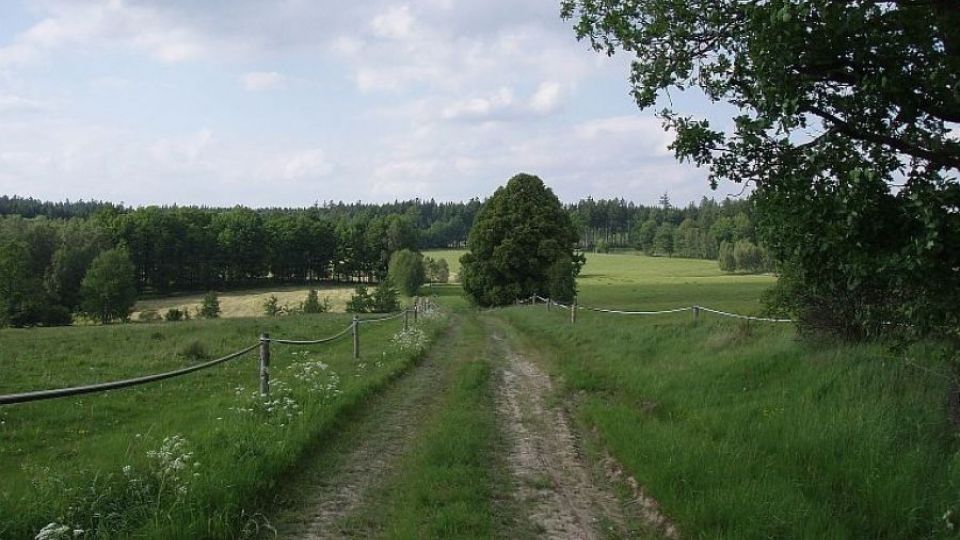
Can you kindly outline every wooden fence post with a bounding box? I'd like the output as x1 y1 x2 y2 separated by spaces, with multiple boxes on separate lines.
693 306 700 323
404 308 409 332
546 297 551 311
352 315 360 359
259 333 270 397
413 303 418 324
571 298 577 324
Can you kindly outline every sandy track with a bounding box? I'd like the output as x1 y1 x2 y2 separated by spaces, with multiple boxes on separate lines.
492 332 628 539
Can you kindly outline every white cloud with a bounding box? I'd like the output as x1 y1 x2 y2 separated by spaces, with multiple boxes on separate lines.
0 0 716 206
371 5 415 40
241 71 286 91
441 87 515 121
278 148 333 180
529 81 562 114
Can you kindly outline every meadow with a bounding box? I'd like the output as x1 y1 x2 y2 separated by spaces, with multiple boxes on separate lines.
4 249 958 539
0 307 446 538
481 251 960 538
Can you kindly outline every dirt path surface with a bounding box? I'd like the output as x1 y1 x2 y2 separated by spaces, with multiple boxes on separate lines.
278 323 459 540
491 330 629 539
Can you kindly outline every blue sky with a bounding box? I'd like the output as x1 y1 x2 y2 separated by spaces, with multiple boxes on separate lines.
0 0 723 207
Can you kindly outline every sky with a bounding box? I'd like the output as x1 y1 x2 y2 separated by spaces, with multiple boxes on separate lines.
0 0 725 207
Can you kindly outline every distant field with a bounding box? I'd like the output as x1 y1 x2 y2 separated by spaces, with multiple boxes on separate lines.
423 249 464 281
132 284 355 320
425 249 775 315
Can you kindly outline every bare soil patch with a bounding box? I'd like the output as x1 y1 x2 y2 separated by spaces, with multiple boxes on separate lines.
492 332 628 539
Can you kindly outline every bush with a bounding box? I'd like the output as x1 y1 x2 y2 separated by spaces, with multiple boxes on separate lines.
733 240 765 273
371 278 401 313
301 289 329 314
595 240 611 253
179 340 209 361
346 285 373 313
199 291 220 319
388 249 426 296
263 295 280 317
138 310 161 323
164 308 185 322
718 241 736 272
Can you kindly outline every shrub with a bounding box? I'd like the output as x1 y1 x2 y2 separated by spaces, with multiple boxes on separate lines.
718 241 736 272
263 295 280 317
595 240 611 253
301 289 328 314
164 308 184 322
178 340 209 361
199 291 220 319
137 310 161 323
371 278 401 313
733 240 765 273
346 285 373 313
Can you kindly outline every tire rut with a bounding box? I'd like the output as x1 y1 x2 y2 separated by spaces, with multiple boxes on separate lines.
490 328 627 540
280 322 460 540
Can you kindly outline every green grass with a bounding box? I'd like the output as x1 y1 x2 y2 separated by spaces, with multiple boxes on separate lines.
355 311 507 539
0 311 447 538
425 249 773 314
494 302 960 538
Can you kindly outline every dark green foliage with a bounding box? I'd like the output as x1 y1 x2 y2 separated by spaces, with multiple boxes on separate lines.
199 291 220 319
301 289 328 314
263 295 281 317
718 242 736 273
563 0 960 338
80 247 138 324
164 308 185 322
346 285 373 313
634 219 657 253
371 278 401 313
653 222 675 256
733 240 766 273
460 174 583 306
137 310 161 323
178 340 209 361
345 281 400 313
423 257 449 283
388 249 426 296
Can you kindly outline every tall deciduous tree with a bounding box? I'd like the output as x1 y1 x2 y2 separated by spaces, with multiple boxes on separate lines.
80 246 138 324
562 0 960 338
460 173 583 306
388 249 426 296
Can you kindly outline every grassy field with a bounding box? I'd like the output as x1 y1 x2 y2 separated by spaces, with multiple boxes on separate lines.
425 249 775 315
132 284 355 320
473 252 960 538
0 308 447 538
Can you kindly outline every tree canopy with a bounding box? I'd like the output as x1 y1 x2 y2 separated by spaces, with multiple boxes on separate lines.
460 174 583 306
80 247 137 324
563 0 960 338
